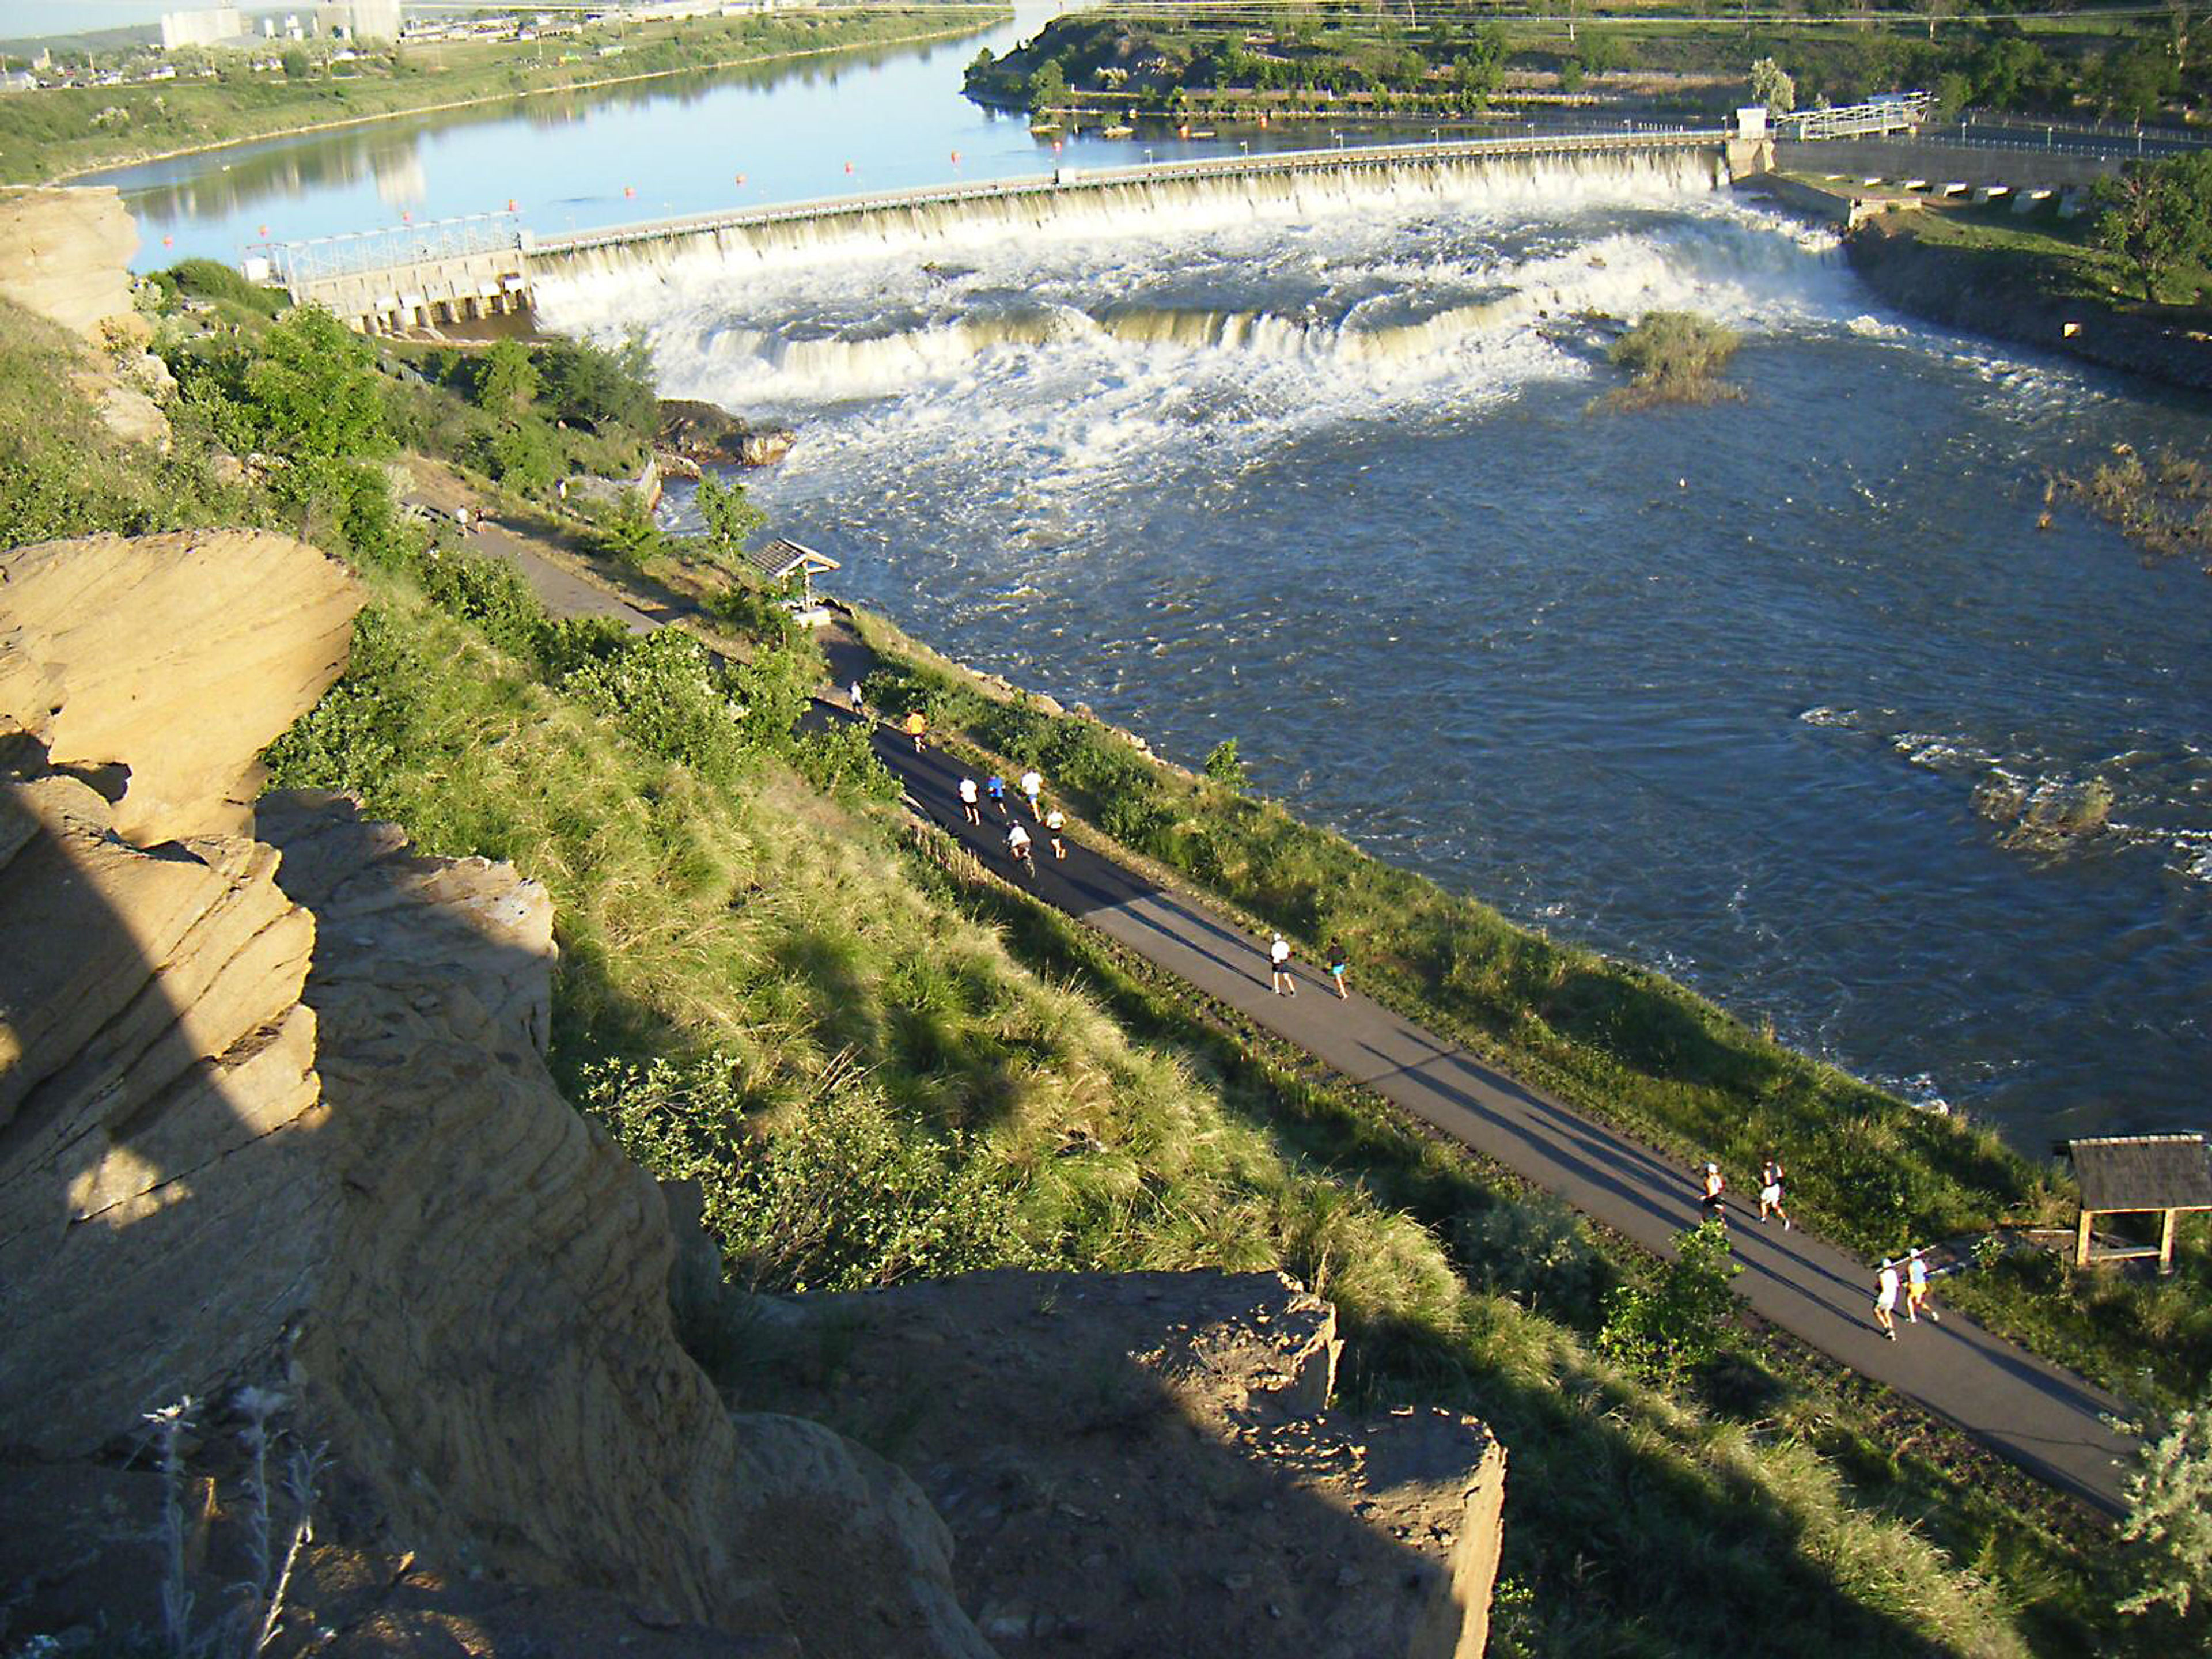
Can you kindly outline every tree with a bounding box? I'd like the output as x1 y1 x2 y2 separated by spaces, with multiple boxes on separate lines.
240 305 388 467
1027 58 1067 116
280 46 310 80
692 468 764 569
475 339 539 423
1749 56 1795 119
1597 1219 1740 1383
2095 151 2212 304
1203 738 1249 793
2117 1391 2212 1623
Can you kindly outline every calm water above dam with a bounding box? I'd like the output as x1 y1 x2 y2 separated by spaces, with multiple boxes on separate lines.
107 24 2212 1155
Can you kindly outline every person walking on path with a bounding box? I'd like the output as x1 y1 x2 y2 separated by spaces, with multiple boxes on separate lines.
1044 805 1067 859
1874 1257 1902 1340
1270 933 1297 996
1020 768 1044 819
986 774 1009 818
1326 944 1350 999
850 680 866 717
1906 1247 1940 1324
1006 820 1033 875
1758 1156 1791 1230
904 710 927 752
957 777 982 825
1700 1162 1726 1225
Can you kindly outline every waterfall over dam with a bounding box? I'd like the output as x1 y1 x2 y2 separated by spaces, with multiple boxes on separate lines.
530 136 1733 295
279 131 1743 332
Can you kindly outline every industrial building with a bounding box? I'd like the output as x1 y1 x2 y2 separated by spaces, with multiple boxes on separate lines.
158 6 245 50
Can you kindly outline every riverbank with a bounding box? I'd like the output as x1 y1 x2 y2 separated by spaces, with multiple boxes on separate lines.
1843 203 2212 394
3 7 1006 185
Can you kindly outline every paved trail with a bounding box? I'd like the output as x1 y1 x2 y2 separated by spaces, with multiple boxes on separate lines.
868 727 2137 1516
449 514 2140 1517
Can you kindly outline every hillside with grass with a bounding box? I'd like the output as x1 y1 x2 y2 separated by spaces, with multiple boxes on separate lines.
6 222 2212 1649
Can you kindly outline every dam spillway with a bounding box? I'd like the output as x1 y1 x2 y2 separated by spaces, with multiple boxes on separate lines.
275 130 1737 332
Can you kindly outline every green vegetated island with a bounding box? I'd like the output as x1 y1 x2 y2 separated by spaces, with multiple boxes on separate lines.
0 3 1010 183
6 16 2212 1658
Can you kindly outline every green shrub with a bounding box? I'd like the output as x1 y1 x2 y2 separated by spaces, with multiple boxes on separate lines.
560 628 745 781
1599 1219 1740 1384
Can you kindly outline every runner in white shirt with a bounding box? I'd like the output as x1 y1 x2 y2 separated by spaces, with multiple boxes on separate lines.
1906 1248 1938 1323
1044 806 1067 859
1020 768 1044 818
1270 933 1296 996
957 777 981 825
1006 820 1033 873
1758 1156 1790 1230
1874 1258 1901 1340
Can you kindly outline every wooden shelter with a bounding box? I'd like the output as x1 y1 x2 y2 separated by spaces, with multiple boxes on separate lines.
2066 1134 2212 1274
744 537 839 611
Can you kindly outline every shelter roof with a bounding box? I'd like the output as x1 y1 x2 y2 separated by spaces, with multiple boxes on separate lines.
745 537 839 582
2069 1135 2212 1215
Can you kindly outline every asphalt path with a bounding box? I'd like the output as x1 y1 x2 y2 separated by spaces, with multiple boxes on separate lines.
436 515 2139 1517
868 723 2140 1518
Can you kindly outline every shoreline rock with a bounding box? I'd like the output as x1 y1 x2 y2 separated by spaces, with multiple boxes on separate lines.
658 396 796 469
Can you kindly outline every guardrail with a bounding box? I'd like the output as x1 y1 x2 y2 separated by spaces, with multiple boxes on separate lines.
529 128 1729 258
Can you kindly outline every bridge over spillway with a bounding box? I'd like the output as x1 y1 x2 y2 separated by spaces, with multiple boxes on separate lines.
263 126 1751 335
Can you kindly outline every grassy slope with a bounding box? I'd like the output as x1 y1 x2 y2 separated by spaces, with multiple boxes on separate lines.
3 297 2186 1656
0 7 1006 182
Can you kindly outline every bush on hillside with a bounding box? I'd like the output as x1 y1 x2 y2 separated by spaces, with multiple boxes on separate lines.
1599 311 1744 411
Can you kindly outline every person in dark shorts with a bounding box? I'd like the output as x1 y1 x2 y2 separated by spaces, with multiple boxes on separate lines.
1700 1163 1726 1225
957 777 982 825
1044 805 1067 858
985 774 1009 817
1326 944 1350 999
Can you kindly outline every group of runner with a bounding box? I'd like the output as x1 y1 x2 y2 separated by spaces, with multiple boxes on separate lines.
1698 1158 1945 1338
952 766 1066 874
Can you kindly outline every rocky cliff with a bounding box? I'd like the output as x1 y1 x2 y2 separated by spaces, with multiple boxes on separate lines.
0 187 140 342
0 530 990 1657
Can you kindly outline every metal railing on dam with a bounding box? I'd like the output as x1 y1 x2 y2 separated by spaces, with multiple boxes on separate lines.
528 128 1731 262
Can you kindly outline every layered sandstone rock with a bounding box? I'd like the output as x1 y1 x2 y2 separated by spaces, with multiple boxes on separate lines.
1 531 363 842
0 187 139 342
0 532 993 1658
749 1269 1509 1659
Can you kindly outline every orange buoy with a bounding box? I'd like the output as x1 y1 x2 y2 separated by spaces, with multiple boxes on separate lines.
1052 139 1062 153
257 224 268 236
400 209 411 222
734 172 745 185
1179 123 1188 138
623 184 637 198
950 149 960 163
844 160 855 173
1259 113 1268 128
507 198 518 212
161 234 173 247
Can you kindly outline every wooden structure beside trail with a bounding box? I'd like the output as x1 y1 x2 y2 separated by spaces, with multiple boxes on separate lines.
2066 1134 2212 1273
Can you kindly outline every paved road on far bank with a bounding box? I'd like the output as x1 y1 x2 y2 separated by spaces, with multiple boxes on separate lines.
443 517 2139 1517
863 725 2141 1518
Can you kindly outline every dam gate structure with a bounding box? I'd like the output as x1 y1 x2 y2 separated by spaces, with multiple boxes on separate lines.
265 127 1741 335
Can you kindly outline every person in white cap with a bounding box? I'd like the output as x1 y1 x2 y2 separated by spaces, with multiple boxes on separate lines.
1270 933 1296 995
1700 1162 1726 1225
1906 1247 1939 1323
1874 1257 1901 1340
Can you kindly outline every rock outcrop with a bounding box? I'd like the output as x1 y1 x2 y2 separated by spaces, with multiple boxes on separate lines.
660 397 797 468
1 530 361 842
0 187 141 342
748 1270 1509 1659
0 532 992 1658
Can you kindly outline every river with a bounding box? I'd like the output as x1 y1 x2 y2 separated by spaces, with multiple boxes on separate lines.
92 14 2212 1157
